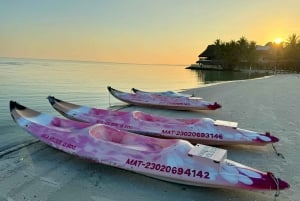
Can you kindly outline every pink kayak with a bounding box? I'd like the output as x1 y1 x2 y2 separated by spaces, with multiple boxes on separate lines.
48 96 279 146
108 86 221 110
132 88 193 97
10 101 289 192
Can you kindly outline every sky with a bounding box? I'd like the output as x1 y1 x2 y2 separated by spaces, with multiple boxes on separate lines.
1 0 300 65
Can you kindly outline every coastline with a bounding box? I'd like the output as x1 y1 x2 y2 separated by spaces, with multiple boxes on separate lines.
1 74 299 201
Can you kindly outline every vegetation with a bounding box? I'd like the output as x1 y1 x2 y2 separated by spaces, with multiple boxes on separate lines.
213 37 257 70
202 34 300 72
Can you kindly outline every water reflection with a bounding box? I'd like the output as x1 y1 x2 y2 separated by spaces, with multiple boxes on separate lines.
189 69 271 84
0 58 272 151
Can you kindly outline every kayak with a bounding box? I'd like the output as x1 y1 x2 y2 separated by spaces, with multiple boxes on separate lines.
10 100 289 192
132 88 193 97
108 86 221 111
47 96 279 146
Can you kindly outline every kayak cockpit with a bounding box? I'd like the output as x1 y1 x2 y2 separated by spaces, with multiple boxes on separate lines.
132 111 181 124
89 124 179 152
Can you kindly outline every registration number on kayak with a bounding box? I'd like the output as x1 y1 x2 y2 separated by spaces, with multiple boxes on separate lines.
161 130 223 139
126 159 210 179
41 134 77 150
97 120 133 129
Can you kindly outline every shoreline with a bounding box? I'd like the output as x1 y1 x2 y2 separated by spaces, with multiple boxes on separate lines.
191 75 274 90
1 74 299 201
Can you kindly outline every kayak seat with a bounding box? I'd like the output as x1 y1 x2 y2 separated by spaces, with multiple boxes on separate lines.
132 111 181 124
132 111 206 125
132 111 162 122
89 124 178 152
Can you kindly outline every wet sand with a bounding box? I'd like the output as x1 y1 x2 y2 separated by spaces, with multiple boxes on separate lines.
0 74 299 201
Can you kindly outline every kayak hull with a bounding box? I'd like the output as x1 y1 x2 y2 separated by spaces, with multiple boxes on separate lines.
10 101 289 192
47 96 279 146
108 86 221 111
132 88 193 97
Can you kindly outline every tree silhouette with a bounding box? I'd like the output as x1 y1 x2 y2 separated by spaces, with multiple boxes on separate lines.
285 34 300 59
212 37 258 70
201 35 300 72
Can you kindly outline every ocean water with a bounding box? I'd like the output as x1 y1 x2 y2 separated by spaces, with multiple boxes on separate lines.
0 58 269 151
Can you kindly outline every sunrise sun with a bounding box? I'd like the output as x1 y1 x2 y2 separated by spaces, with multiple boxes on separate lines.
274 37 283 44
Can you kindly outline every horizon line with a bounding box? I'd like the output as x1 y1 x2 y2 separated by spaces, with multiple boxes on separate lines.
0 56 188 67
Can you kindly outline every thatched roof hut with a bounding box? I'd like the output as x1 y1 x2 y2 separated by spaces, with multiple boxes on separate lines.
198 45 217 60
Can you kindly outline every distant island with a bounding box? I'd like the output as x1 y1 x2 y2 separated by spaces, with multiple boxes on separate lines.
187 34 300 73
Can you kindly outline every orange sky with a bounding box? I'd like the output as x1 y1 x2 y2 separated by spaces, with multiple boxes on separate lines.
1 1 300 65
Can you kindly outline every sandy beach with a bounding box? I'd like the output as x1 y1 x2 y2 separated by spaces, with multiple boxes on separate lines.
1 74 299 201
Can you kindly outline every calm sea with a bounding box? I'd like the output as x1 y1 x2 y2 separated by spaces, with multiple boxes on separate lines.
0 57 269 152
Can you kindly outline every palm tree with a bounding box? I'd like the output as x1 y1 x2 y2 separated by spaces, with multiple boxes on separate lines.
213 39 223 60
212 37 257 70
286 34 299 48
245 41 258 69
284 34 300 72
222 40 239 70
285 34 300 59
237 36 249 62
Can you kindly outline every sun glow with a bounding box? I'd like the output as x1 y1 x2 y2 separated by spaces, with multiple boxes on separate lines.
274 38 283 44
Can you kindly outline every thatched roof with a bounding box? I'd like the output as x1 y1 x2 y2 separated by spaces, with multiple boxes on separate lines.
198 45 216 58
